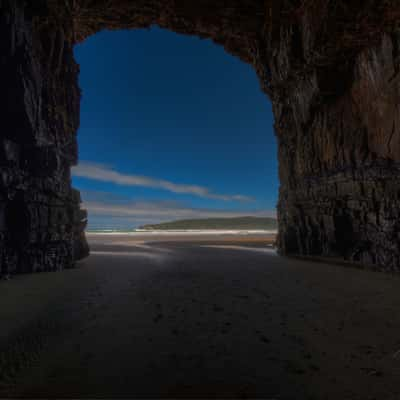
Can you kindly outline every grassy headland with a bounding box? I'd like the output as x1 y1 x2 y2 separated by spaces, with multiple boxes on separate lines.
139 216 277 230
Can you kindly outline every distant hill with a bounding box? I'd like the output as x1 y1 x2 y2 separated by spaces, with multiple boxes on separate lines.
138 216 277 230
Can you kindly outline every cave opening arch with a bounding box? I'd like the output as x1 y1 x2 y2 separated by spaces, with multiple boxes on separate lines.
1 0 400 274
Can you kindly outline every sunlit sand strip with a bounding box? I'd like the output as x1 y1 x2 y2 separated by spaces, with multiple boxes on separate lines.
90 251 170 260
105 242 174 253
201 245 277 255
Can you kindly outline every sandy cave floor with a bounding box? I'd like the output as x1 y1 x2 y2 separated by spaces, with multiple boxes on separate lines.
1 233 400 399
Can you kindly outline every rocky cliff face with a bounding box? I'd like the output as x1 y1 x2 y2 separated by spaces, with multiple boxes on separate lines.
269 5 400 271
0 0 88 276
1 0 399 273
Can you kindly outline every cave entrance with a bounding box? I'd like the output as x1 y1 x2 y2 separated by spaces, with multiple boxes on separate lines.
72 28 278 235
2 1 398 274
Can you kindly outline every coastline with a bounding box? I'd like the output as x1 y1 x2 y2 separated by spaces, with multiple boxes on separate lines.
86 229 278 235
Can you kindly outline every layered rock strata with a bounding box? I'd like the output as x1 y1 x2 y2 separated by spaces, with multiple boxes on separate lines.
0 0 88 275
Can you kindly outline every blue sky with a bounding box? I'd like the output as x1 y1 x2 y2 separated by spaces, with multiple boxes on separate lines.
72 28 278 230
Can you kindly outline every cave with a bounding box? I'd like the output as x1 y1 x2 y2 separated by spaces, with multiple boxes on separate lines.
1 0 399 274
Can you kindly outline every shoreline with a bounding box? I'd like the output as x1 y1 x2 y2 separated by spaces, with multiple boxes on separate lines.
86 229 278 236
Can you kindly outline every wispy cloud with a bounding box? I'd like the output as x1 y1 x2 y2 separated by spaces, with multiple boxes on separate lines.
79 191 275 226
84 201 274 220
72 161 253 202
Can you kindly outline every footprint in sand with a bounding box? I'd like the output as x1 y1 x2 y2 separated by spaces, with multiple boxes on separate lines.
213 304 224 312
153 313 163 323
255 330 270 344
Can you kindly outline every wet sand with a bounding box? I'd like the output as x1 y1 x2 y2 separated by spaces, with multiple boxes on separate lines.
1 233 400 399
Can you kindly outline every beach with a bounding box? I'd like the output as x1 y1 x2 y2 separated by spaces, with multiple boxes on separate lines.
1 232 400 399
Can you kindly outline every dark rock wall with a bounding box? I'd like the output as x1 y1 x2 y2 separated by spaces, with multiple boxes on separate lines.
267 4 400 271
1 0 399 273
0 0 88 276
